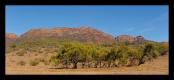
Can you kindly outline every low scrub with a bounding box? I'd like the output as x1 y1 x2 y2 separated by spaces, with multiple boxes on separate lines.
29 59 39 66
17 61 26 66
16 50 26 56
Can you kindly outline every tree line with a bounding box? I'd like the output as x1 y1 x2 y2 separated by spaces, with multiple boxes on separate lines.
49 41 168 69
6 39 168 69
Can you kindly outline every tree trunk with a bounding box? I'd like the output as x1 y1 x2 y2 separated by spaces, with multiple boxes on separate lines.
87 61 91 68
65 61 68 69
108 61 111 67
99 61 101 68
112 61 117 67
138 56 145 66
102 62 107 68
82 62 85 68
73 62 77 69
94 61 98 68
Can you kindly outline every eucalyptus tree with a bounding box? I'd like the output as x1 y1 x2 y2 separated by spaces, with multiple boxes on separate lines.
49 46 69 68
126 48 142 66
97 47 109 68
138 43 158 65
106 46 119 67
65 42 85 69
116 44 130 66
156 43 168 55
79 44 94 68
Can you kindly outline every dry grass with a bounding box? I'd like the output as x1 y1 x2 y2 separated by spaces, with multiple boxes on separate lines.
6 52 168 75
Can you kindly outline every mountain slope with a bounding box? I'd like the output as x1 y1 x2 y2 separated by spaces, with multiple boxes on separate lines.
17 27 115 44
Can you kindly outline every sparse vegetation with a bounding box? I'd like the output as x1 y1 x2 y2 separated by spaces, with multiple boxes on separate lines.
43 60 49 65
17 61 26 66
29 59 39 66
39 58 45 62
16 50 26 56
6 37 168 69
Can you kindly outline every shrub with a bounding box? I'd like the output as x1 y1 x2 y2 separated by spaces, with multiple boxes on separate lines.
9 43 17 49
30 48 37 52
43 60 49 65
16 50 26 56
17 61 26 66
157 43 168 55
49 55 60 66
39 58 45 62
38 50 43 53
29 60 39 66
138 43 160 65
6 48 13 53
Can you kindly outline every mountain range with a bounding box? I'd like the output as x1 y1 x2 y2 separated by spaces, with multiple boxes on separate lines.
6 27 166 44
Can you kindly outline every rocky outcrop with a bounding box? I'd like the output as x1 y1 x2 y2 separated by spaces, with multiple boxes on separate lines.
6 33 17 41
115 35 136 43
115 35 145 44
6 33 18 47
135 36 145 44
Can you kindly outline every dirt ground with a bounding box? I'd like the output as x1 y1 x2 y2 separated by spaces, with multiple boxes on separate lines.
5 54 168 75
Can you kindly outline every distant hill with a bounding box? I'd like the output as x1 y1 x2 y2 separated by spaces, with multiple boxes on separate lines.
6 33 17 41
16 27 115 44
115 35 145 44
6 33 18 47
6 33 18 42
6 27 165 45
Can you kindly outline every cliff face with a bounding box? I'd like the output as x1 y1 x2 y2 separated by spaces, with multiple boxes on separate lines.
115 35 145 44
115 35 136 43
17 27 115 44
135 36 145 44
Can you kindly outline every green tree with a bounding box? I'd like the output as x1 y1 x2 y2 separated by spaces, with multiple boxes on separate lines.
117 44 130 66
49 45 68 68
138 43 158 65
106 45 121 67
66 46 83 69
78 44 94 68
126 48 142 66
97 47 109 68
157 43 168 55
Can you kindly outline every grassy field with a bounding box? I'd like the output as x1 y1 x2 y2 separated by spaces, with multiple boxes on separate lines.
6 54 168 75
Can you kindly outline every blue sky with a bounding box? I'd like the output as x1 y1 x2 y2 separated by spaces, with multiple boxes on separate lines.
6 5 168 42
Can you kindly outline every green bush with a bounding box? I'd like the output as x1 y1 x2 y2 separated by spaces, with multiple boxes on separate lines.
49 55 60 66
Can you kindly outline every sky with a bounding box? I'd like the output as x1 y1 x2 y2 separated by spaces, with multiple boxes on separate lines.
6 5 168 42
